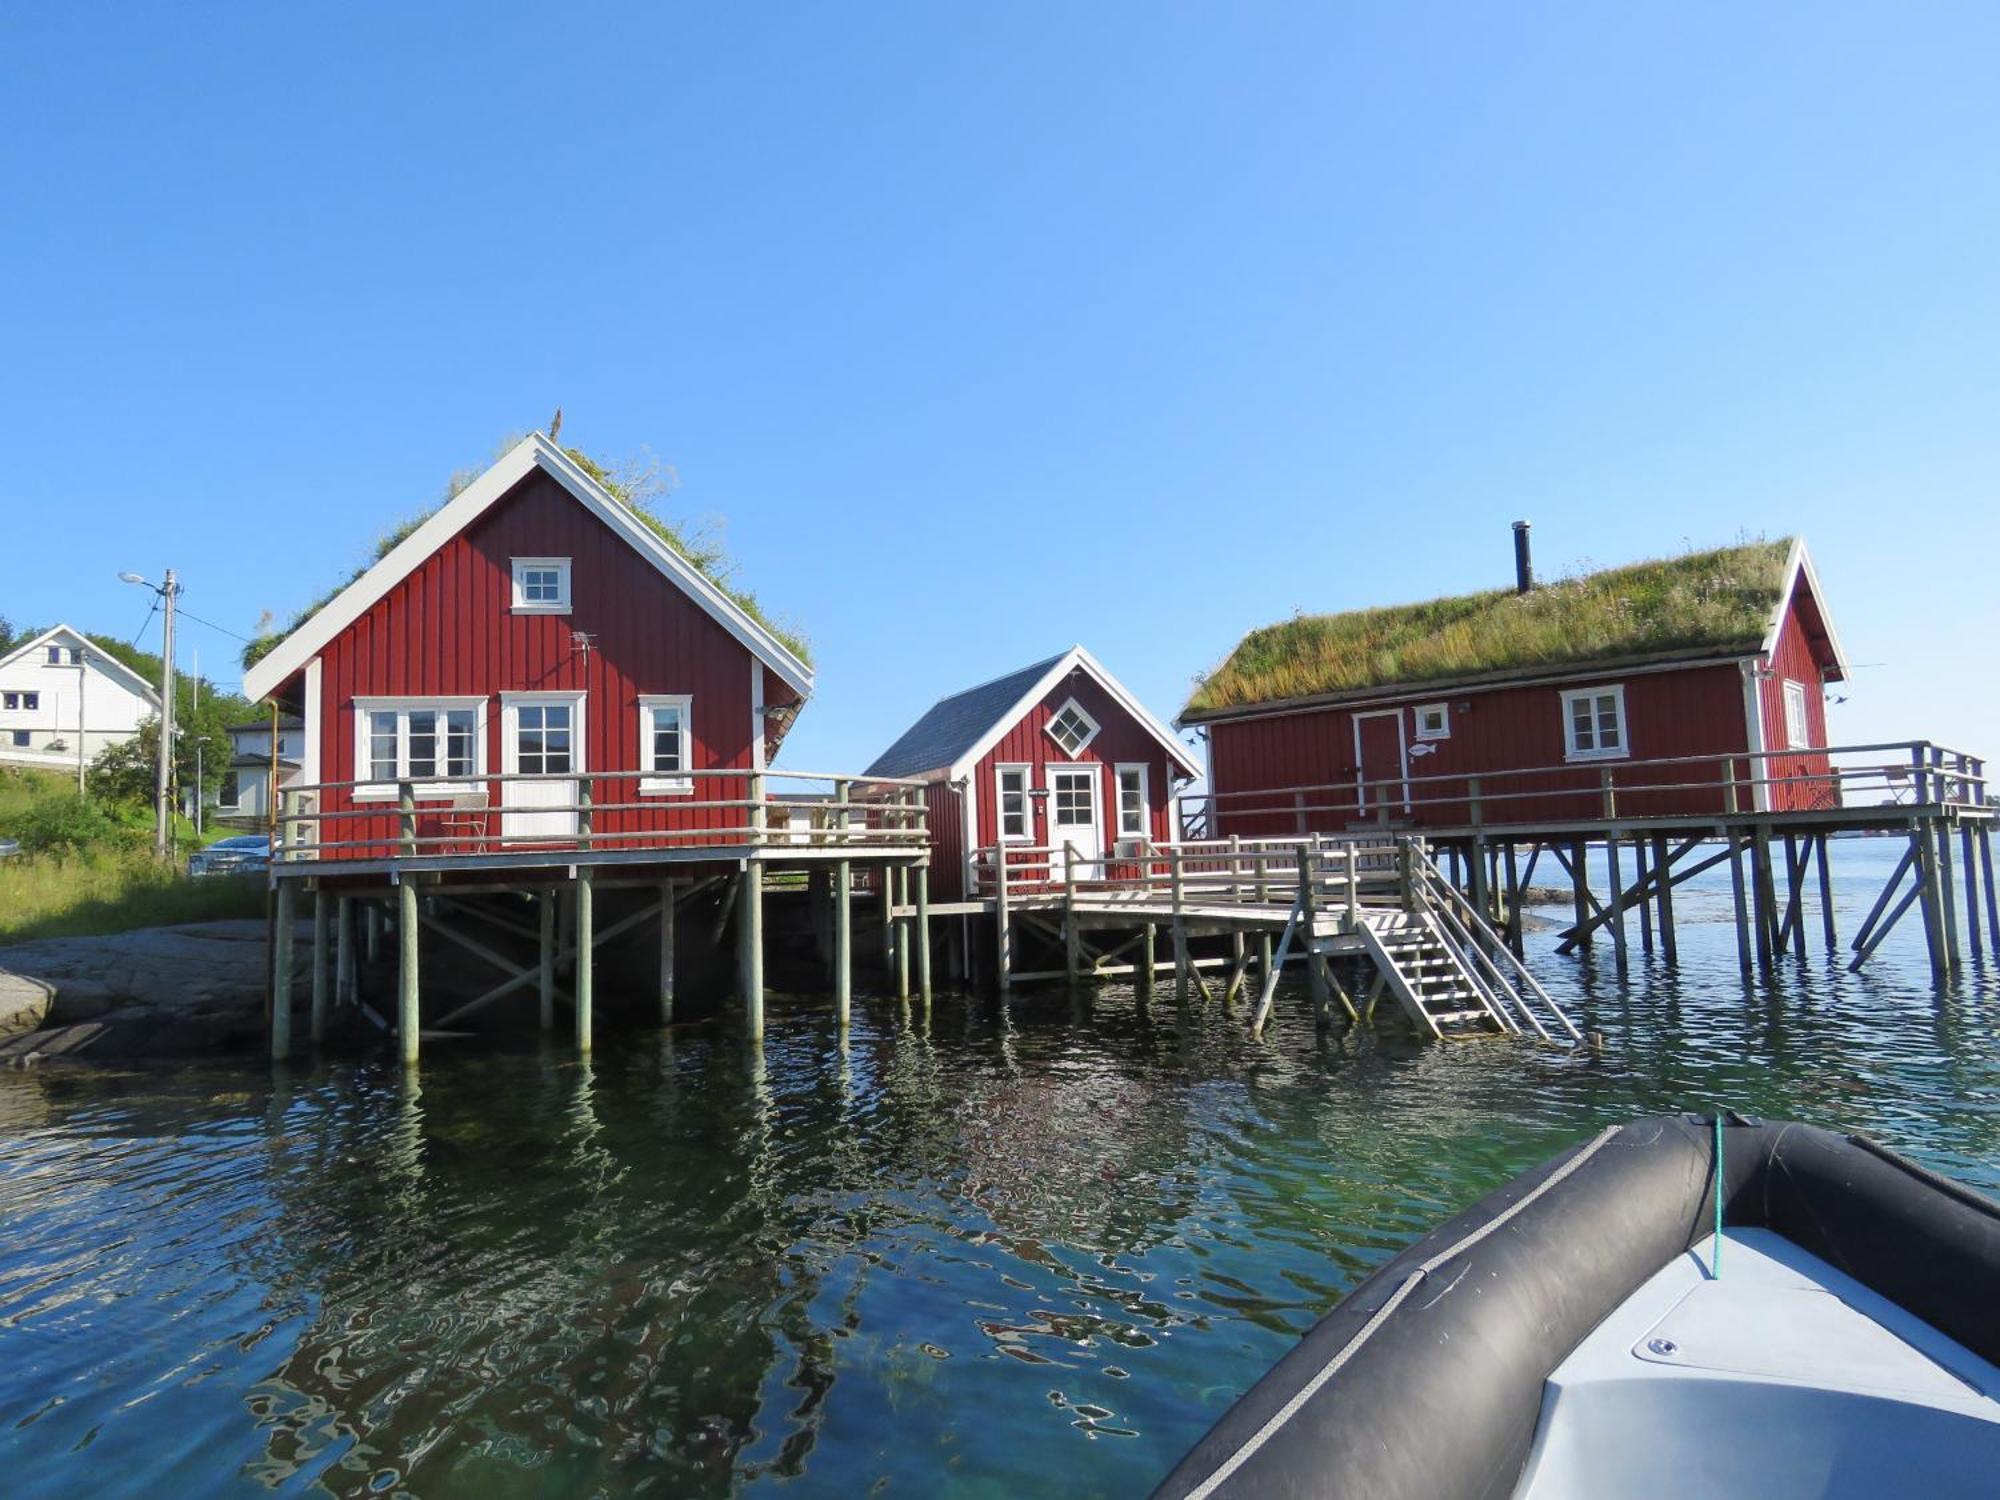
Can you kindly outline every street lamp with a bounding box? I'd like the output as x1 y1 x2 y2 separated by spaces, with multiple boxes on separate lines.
119 568 179 860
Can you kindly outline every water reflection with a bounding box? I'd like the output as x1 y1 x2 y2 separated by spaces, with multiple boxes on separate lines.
0 844 1995 1498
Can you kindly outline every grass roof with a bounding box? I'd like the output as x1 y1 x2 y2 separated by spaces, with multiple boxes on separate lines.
1184 538 1794 718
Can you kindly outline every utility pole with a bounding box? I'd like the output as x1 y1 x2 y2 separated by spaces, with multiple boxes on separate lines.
157 569 177 860
74 654 87 797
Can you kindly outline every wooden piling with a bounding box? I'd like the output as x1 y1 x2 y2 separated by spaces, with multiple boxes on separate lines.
1815 833 1837 951
1605 835 1629 974
1502 842 1523 955
1571 839 1592 948
915 863 933 1006
1726 830 1753 975
739 863 765 1038
894 864 910 1001
335 894 355 1009
397 877 419 1065
835 859 852 1027
1912 823 1949 982
364 901 381 964
1300 846 1328 1021
994 845 1013 993
575 868 594 1055
310 887 330 1045
1936 819 1963 970
538 888 556 1030
1139 922 1156 1000
1960 825 1983 962
659 880 676 1024
271 880 296 1060
1651 834 1678 965
1063 841 1081 981
1632 840 1653 954
1750 827 1777 975
1981 825 2000 956
1170 844 1190 1003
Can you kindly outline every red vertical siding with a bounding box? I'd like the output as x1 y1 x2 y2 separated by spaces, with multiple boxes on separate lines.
1758 584 1837 812
924 780 967 901
311 469 770 856
1206 661 1755 833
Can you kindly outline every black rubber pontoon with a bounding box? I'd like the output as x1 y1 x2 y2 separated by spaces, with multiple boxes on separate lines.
1152 1115 2000 1500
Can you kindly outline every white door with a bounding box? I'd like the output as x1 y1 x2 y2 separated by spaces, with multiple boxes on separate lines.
502 695 583 841
1048 766 1102 878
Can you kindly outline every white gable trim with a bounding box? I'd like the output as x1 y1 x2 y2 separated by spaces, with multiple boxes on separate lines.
1761 538 1850 683
945 645 1203 783
244 434 813 702
0 625 160 707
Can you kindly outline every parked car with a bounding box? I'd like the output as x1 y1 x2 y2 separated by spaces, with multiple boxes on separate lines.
188 834 274 879
0 838 18 861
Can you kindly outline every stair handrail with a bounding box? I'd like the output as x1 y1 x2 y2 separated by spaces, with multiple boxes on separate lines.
1419 865 1581 1042
1418 890 1533 1038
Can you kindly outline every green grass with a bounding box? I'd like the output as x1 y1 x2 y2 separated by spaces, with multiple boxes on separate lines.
0 848 264 944
1185 538 1793 716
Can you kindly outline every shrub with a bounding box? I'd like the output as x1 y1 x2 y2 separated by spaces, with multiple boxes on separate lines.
15 793 132 855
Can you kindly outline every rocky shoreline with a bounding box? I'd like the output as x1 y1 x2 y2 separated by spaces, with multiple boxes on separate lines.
0 920 302 1064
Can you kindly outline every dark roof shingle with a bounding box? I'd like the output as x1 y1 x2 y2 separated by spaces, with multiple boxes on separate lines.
864 653 1068 778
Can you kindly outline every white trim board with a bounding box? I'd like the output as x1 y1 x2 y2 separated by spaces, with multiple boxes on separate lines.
245 433 813 702
947 645 1202 783
1762 539 1850 683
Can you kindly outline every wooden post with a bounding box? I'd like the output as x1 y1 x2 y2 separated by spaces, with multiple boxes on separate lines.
995 844 1013 993
915 862 933 1006
1170 844 1189 1003
271 879 295 1060
1225 930 1247 1007
1259 932 1274 997
1815 833 1838 952
575 868 594 1055
1652 834 1678 965
310 887 329 1045
1571 839 1592 948
538 887 556 1030
879 864 895 970
659 880 676 1024
1750 827 1777 975
335 894 355 1008
1912 823 1948 982
1936 817 1962 970
1727 830 1753 975
1632 839 1653 954
364 902 381 964
1784 835 1807 962
1063 842 1081 981
1469 834 1490 932
1503 841 1524 956
1139 922 1156 1000
894 864 911 1000
397 876 419 1066
835 859 853 1027
1981 825 2000 957
1345 843 1359 931
398 779 416 857
1605 835 1629 974
1299 845 1328 1022
1960 825 1983 963
740 862 765 1037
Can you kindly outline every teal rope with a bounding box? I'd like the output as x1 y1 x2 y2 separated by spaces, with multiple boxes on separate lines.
1711 1114 1724 1279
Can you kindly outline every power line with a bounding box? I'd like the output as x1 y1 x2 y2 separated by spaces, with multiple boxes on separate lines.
174 605 254 644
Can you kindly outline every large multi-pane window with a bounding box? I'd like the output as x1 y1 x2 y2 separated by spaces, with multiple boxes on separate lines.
1045 699 1100 757
996 765 1029 840
1051 769 1095 831
1561 685 1627 760
356 698 484 793
1783 680 1811 750
639 695 693 793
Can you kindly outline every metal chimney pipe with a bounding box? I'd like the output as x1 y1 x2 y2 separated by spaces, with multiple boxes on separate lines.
1512 520 1534 594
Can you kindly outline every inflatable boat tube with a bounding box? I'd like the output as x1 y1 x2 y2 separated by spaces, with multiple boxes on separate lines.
1151 1114 2000 1500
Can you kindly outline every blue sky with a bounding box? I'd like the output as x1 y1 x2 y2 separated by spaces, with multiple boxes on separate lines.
3 5 1996 772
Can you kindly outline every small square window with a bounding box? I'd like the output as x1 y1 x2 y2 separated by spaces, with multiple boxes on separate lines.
1414 702 1450 740
1 693 15 710
23 692 38 711
510 557 573 613
1044 699 1100 758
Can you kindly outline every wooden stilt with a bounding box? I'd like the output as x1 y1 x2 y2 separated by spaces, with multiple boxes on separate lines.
1224 930 1247 1007
995 846 1013 994
740 862 765 1037
1632 840 1653 954
895 864 911 1000
397 877 419 1065
1981 826 2000 955
1815 833 1838 951
272 880 296 1060
1651 834 1678 966
575 869 594 1055
1170 846 1190 1003
308 887 330 1044
835 859 852 1027
1503 842 1524 956
879 867 895 971
1959 825 1983 963
1727 830 1753 975
659 881 676 1024
1468 837 1489 929
1063 842 1081 982
1913 823 1949 982
1605 835 1629 974
335 894 355 1008
1782 835 1807 962
364 902 381 965
1750 827 1777 975
915 863 932 1006
1571 839 1592 948
1936 819 1962 970
538 888 556 1030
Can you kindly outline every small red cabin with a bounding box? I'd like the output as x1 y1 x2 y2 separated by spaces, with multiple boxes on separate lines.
1182 538 1849 835
865 647 1203 900
242 434 813 859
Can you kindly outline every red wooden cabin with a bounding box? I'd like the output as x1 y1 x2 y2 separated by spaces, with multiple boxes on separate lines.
864 647 1203 899
242 434 815 862
1182 537 1850 835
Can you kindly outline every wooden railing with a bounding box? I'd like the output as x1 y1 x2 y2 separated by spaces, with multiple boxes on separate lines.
1178 739 1989 836
969 834 1407 911
273 767 929 864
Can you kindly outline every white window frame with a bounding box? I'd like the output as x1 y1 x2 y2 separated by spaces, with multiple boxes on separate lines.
1413 702 1450 741
638 694 694 795
1 692 16 711
995 763 1031 842
510 556 573 615
1561 684 1629 762
1115 762 1150 840
1044 697 1101 759
45 646 62 665
352 695 488 800
1782 679 1811 751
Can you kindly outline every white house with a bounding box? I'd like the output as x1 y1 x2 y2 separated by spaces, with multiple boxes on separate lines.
0 625 159 774
214 715 304 827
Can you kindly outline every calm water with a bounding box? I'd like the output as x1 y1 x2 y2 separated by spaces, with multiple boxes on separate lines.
2 840 1996 1497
